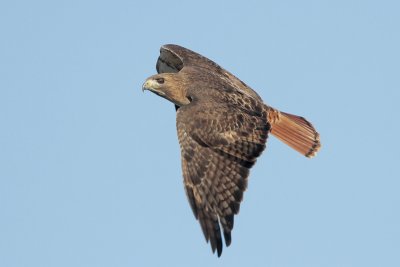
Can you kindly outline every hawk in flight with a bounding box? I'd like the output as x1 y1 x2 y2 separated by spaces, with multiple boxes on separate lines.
142 44 321 256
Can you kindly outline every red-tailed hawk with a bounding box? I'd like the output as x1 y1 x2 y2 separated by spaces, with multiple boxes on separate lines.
142 44 321 257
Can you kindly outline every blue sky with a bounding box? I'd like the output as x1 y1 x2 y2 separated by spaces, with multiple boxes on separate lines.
1 0 399 266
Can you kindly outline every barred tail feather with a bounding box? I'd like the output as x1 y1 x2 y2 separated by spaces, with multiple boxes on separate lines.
268 108 321 158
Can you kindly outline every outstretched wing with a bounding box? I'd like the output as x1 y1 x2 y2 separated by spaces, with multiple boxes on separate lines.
156 44 262 101
176 101 270 256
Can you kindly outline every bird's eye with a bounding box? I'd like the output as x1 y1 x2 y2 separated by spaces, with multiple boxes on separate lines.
156 78 164 84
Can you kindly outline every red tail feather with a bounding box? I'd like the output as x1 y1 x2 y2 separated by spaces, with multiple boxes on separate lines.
267 107 321 157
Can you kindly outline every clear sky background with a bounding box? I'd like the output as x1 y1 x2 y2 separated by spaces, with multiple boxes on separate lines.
1 1 399 266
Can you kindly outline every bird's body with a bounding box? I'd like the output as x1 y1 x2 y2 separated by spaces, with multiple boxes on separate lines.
142 44 321 256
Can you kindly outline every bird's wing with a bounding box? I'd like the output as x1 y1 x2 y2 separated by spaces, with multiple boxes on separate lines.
176 102 270 256
156 44 262 101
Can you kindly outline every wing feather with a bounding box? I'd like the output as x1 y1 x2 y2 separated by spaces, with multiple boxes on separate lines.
177 101 270 256
157 44 262 101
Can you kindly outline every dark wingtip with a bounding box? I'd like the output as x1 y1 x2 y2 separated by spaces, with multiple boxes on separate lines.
217 243 222 257
209 230 223 257
214 231 223 257
224 230 232 247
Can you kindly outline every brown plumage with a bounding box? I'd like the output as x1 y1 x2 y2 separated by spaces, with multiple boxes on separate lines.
142 44 321 257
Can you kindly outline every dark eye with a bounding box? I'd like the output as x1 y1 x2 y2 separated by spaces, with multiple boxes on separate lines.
156 78 164 84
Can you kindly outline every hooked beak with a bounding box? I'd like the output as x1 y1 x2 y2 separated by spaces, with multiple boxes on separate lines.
142 80 151 92
142 79 165 96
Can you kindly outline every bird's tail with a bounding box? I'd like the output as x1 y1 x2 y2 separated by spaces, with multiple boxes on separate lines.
266 107 321 158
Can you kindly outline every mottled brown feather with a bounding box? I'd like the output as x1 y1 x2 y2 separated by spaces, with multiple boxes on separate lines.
177 85 270 256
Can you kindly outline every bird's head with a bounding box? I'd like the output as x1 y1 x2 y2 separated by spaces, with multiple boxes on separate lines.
142 73 191 107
